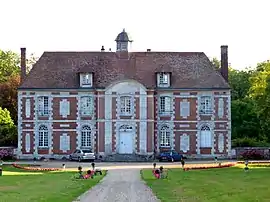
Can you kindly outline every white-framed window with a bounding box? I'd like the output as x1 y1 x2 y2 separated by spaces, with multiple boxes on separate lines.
200 96 212 115
38 125 49 147
160 73 168 84
80 96 93 116
81 125 92 148
200 125 212 148
160 125 170 147
120 96 132 115
159 96 171 115
157 73 170 87
38 96 49 116
80 73 92 87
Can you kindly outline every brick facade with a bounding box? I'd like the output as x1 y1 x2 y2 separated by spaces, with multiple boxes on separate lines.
17 86 231 159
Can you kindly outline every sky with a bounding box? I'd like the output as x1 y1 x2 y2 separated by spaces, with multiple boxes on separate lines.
0 0 269 70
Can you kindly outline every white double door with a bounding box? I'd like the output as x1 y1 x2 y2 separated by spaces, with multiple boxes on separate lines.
119 131 133 154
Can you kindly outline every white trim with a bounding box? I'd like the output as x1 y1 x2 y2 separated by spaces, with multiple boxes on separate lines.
17 93 23 156
20 119 229 124
60 124 70 127
25 98 31 118
139 87 147 154
59 99 70 118
19 94 231 99
104 91 112 154
76 95 81 150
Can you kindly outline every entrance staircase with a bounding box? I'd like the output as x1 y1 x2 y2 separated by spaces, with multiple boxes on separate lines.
103 154 155 162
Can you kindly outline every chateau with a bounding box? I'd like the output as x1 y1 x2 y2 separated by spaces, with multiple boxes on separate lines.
17 29 231 160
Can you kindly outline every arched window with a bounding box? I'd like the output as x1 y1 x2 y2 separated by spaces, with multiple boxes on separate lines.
200 125 212 148
160 125 170 147
38 125 49 147
119 125 133 132
81 125 92 148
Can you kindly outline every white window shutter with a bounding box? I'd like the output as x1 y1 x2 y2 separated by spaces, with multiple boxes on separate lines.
180 101 190 118
25 98 31 118
218 98 224 118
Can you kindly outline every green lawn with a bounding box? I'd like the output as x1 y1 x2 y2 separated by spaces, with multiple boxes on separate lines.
0 165 106 202
141 167 270 202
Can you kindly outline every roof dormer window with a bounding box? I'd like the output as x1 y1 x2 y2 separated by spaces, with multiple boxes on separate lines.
157 72 171 87
80 73 93 87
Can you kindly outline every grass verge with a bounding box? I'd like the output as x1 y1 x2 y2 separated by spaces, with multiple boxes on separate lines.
141 167 270 202
0 165 106 202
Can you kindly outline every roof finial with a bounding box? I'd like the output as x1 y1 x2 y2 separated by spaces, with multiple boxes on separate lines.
123 28 125 32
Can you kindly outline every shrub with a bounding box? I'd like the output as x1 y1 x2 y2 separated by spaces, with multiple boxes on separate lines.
0 148 14 160
232 137 270 147
240 150 265 160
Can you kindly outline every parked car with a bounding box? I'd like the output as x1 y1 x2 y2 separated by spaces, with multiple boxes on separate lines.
69 149 95 162
157 150 186 162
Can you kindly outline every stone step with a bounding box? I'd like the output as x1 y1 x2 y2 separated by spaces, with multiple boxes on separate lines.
104 154 155 162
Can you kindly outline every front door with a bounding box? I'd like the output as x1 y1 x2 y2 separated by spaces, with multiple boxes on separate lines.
119 131 133 154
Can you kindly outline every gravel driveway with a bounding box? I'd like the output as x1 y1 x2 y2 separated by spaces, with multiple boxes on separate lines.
74 169 160 202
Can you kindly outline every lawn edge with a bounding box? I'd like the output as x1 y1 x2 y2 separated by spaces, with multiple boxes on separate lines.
12 163 60 171
72 170 108 202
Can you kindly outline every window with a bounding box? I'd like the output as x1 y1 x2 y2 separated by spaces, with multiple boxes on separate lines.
200 96 212 115
121 43 128 51
82 74 91 85
160 125 170 147
157 73 170 87
159 73 168 84
81 96 93 116
38 125 49 147
80 73 92 87
81 125 91 148
159 96 171 115
120 96 132 115
38 96 49 116
200 125 212 148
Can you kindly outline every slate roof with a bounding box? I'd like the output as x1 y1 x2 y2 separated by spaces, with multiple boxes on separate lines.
18 51 230 89
115 29 132 42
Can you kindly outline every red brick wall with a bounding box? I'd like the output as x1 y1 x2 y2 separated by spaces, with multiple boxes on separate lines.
52 131 76 154
18 89 231 157
21 97 35 120
21 132 34 154
52 97 77 120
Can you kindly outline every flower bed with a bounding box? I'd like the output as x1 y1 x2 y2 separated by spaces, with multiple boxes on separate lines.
0 148 14 160
237 161 270 164
12 164 60 171
183 163 236 170
248 164 270 167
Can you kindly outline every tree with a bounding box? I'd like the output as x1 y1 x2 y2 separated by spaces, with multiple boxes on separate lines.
231 98 261 140
229 68 254 100
210 57 220 70
0 49 38 124
0 50 20 83
248 61 270 141
26 53 38 73
0 107 17 146
0 75 20 124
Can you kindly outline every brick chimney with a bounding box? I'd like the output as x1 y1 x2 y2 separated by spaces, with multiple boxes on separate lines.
20 47 26 84
220 45 228 82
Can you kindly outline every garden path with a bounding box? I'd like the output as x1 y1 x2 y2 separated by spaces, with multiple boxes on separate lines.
74 169 160 202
